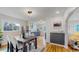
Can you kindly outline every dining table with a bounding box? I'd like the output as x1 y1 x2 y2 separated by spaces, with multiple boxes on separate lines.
17 36 37 52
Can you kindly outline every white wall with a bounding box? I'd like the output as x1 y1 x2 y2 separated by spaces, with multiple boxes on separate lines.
0 14 27 32
0 14 28 39
0 14 28 46
43 16 67 47
27 16 68 48
68 8 79 35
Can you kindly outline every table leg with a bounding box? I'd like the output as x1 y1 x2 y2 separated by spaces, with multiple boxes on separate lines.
35 38 37 49
29 43 31 51
23 43 27 52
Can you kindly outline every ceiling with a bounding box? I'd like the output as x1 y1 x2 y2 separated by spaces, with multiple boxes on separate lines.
0 7 71 21
68 8 79 21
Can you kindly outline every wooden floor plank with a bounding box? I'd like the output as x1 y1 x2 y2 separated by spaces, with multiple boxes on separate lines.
43 43 79 52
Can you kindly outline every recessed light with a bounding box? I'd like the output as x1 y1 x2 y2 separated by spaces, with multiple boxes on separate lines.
56 11 60 14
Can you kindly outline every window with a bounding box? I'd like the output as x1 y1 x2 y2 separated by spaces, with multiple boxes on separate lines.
75 24 79 32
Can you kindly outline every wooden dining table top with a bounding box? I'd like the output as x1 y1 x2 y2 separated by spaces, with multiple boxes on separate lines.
17 36 37 43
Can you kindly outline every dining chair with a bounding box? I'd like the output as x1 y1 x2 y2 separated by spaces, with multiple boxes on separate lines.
15 36 28 52
6 35 24 52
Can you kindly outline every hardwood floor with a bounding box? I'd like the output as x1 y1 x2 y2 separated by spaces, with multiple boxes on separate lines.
43 43 79 52
43 43 71 52
0 41 79 52
0 44 7 48
0 44 7 51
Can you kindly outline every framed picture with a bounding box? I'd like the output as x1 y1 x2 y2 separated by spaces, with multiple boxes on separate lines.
53 23 61 27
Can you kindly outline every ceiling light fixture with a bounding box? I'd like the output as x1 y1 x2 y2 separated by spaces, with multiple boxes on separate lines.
28 10 32 14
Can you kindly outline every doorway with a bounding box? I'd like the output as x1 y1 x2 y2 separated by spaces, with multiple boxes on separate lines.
68 8 79 50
